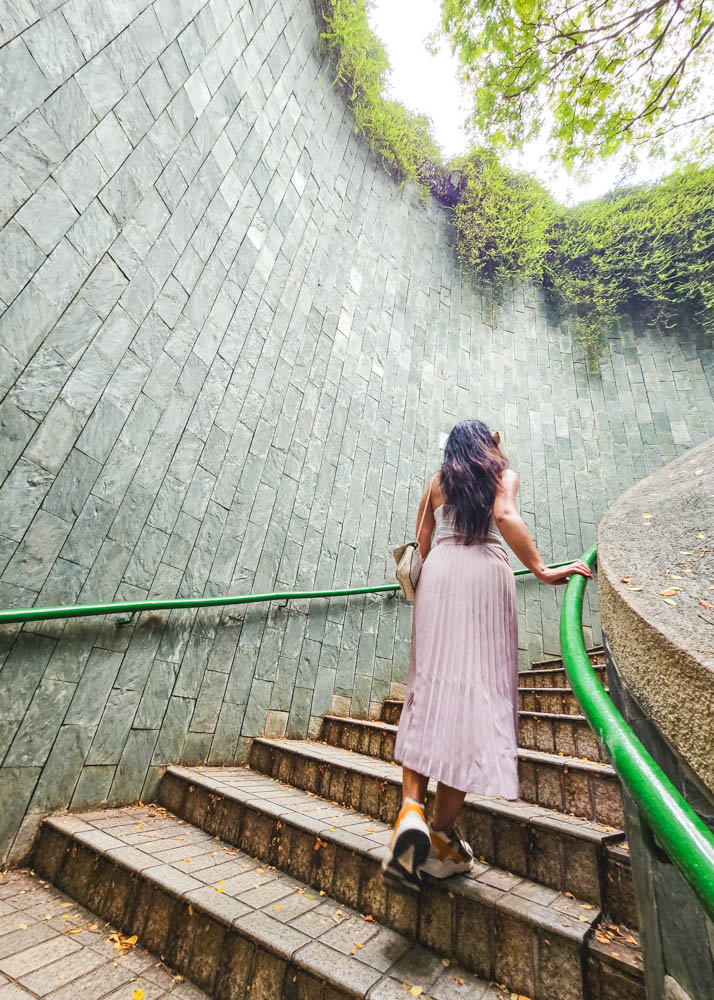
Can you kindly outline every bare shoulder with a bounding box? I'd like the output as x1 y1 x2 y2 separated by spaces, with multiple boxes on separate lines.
429 472 444 507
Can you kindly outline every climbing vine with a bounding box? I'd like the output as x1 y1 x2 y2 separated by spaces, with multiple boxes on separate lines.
316 0 714 373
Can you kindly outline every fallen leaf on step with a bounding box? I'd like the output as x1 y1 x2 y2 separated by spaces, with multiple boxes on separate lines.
453 978 464 986
410 987 422 996
132 990 145 1000
660 589 679 596
620 576 631 583
662 598 677 606
353 941 364 949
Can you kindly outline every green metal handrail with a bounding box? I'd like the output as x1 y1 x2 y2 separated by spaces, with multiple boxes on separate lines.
560 543 714 923
0 559 575 626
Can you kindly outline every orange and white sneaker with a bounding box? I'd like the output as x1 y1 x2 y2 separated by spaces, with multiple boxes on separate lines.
420 824 474 878
381 798 431 893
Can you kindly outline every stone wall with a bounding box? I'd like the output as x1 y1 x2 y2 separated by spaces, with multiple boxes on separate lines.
1 0 713 865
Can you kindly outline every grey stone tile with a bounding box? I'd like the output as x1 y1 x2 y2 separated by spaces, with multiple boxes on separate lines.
85 686 142 766
41 76 97 152
0 399 38 484
1 508 72 591
53 136 108 214
108 727 159 804
0 39 51 142
24 396 85 475
75 49 125 119
16 178 79 256
134 658 176 730
67 198 119 265
11 347 71 422
3 676 75 767
0 219 45 305
46 294 102 366
0 457 55 542
64 647 123 727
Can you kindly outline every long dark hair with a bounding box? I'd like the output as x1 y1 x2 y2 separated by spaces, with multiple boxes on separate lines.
439 420 508 543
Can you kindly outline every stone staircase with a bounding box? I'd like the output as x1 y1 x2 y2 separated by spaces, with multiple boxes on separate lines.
29 650 645 1000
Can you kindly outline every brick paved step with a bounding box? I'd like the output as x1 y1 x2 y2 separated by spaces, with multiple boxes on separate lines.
518 711 608 762
31 807 516 1000
520 651 607 691
0 868 206 999
531 647 605 670
317 718 623 827
519 686 600 715
380 699 608 761
160 761 625 914
384 673 607 726
248 737 628 909
156 766 643 1000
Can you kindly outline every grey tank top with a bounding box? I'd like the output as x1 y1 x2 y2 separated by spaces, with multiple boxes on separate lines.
433 503 504 546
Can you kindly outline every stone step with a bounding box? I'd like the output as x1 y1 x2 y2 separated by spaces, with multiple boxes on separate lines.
31 807 535 1000
248 737 627 903
156 765 644 1000
530 647 605 670
383 681 608 729
0 867 205 998
383 684 605 725
381 696 608 761
520 651 607 691
519 686 597 715
518 711 608 762
317 717 623 827
160 761 630 918
519 664 608 690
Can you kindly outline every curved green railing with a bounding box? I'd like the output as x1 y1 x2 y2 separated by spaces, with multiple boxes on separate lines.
0 559 575 626
561 543 714 923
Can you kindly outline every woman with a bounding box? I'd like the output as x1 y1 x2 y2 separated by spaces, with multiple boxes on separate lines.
382 419 592 892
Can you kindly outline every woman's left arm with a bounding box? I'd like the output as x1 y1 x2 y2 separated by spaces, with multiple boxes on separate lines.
416 477 436 560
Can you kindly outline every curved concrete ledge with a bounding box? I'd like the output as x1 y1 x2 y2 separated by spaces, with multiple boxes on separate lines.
598 436 714 793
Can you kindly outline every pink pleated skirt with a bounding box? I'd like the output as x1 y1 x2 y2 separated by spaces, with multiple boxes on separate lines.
394 537 520 798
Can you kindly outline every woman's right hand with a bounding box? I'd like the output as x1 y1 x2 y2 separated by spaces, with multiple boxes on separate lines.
537 561 593 586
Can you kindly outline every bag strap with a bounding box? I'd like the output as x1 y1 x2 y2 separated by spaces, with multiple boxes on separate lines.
415 475 435 539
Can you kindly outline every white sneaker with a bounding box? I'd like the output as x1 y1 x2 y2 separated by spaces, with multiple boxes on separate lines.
420 824 474 879
381 798 431 893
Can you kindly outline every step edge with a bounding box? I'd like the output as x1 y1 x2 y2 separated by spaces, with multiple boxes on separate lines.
158 769 598 945
35 815 403 999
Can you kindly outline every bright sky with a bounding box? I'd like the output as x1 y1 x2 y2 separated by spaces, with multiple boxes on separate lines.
368 0 671 205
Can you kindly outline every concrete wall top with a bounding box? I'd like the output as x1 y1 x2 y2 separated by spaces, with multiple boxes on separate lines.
599 436 714 793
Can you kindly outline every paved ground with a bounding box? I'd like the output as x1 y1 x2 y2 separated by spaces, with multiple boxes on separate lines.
0 869 206 1000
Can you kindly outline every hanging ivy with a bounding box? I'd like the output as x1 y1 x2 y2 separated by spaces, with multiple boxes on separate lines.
317 0 714 373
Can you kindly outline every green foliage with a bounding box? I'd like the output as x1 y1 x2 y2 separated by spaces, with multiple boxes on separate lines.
545 166 714 369
319 0 714 374
439 0 714 169
318 0 441 193
454 150 556 281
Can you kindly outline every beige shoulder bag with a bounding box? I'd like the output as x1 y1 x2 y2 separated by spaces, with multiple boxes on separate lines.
392 477 434 602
